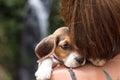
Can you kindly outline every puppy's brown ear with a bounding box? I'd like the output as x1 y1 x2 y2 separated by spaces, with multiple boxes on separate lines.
35 35 54 58
55 36 60 46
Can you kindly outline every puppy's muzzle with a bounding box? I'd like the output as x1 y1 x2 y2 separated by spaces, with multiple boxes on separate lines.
75 57 86 66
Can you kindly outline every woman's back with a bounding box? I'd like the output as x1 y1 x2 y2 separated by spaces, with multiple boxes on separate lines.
51 54 120 80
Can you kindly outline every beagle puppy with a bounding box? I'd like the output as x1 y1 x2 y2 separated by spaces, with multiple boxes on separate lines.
35 27 86 80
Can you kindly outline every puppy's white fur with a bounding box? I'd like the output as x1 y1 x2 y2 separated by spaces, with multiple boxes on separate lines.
64 51 86 68
35 58 53 80
89 58 106 66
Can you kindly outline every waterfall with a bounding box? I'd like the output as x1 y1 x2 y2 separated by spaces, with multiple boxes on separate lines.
29 0 53 38
19 0 53 80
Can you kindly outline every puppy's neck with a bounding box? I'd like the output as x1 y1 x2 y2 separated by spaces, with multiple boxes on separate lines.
50 54 63 64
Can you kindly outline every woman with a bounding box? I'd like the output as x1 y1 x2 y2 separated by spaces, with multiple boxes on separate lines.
51 54 120 80
51 0 120 80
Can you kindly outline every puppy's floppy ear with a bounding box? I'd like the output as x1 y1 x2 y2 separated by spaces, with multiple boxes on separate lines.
35 35 54 58
55 36 60 46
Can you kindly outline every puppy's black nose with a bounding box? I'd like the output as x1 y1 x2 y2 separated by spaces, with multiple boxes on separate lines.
75 57 85 64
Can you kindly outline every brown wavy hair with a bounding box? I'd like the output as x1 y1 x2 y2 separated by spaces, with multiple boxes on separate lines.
60 0 120 60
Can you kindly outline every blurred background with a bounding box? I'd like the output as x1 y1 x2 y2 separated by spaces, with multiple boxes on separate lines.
0 0 64 80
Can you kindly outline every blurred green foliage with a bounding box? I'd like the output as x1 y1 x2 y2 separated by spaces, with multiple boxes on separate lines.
0 0 25 80
0 0 64 80
49 0 64 34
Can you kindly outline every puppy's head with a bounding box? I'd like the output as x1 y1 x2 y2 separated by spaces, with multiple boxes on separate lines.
35 27 86 68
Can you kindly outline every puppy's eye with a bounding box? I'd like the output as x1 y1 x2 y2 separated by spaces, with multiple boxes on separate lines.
61 44 70 50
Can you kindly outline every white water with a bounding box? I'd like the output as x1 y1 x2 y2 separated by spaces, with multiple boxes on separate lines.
29 0 52 38
19 0 53 80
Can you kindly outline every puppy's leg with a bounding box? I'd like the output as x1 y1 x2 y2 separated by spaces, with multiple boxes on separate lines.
89 58 106 66
35 58 53 80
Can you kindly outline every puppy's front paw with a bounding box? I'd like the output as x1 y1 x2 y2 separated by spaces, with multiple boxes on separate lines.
89 59 106 66
35 66 52 80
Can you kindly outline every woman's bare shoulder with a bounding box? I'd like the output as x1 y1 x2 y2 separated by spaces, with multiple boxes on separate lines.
51 54 120 80
102 54 120 80
51 64 105 80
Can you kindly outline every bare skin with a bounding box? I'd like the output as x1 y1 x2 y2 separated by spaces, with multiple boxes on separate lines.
51 53 120 80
